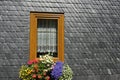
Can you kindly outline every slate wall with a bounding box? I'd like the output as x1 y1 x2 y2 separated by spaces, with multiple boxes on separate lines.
0 0 120 80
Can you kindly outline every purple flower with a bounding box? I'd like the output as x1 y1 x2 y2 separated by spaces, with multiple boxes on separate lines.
51 61 63 80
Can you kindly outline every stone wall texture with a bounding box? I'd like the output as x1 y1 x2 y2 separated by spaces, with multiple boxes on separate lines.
0 0 120 80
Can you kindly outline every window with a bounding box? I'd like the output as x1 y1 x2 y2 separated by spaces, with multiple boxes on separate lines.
30 12 64 62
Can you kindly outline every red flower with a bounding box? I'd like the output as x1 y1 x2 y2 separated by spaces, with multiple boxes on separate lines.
43 72 46 76
33 59 39 63
32 74 36 78
45 76 50 80
27 60 33 65
27 59 39 65
38 74 42 79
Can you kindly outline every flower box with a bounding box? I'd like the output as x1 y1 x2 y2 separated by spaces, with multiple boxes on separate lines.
19 55 73 80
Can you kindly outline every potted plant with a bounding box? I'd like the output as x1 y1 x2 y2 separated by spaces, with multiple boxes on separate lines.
19 55 73 80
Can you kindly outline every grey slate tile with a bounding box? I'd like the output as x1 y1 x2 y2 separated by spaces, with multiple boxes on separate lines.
0 0 120 80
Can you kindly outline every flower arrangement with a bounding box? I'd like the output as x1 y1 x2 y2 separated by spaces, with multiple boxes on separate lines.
19 55 73 80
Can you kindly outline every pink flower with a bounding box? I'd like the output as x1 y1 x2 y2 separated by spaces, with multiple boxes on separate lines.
27 59 39 65
38 74 42 79
33 59 39 63
45 76 50 80
27 60 33 65
32 74 36 78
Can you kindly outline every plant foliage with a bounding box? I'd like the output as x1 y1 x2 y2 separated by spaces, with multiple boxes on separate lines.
19 55 73 80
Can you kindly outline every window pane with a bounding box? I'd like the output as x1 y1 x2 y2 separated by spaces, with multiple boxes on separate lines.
37 19 58 57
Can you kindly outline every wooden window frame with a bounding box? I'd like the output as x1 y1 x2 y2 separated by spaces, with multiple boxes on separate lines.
30 12 64 62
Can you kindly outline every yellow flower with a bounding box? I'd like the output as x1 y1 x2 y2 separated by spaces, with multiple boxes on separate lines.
27 70 32 74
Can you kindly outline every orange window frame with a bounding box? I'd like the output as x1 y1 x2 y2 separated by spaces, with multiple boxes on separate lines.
30 12 64 62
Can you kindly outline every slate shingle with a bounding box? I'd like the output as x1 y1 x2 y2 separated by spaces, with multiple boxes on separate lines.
0 0 120 80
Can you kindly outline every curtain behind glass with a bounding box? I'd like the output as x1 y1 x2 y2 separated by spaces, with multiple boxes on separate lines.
37 19 57 57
